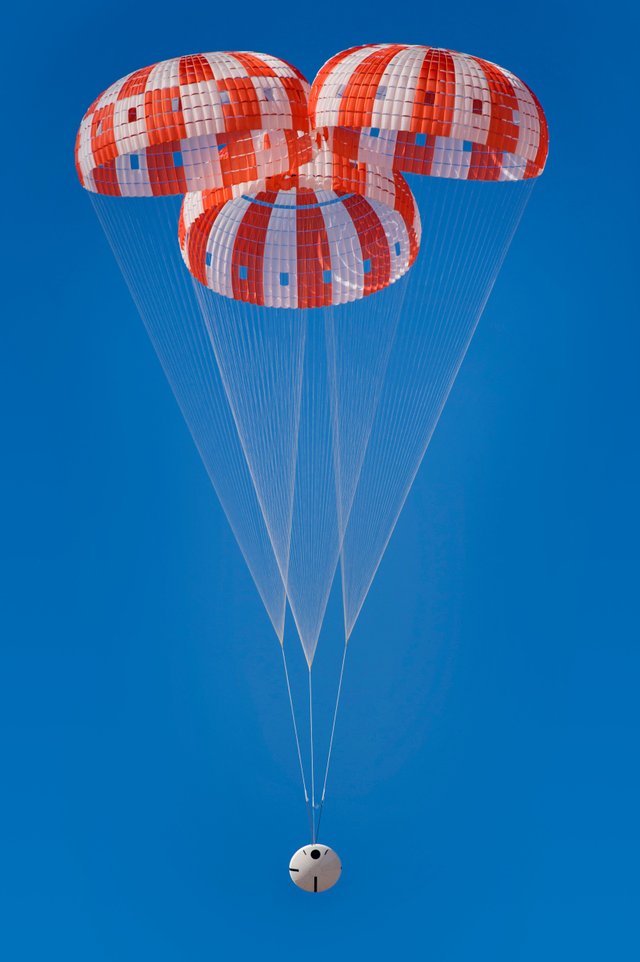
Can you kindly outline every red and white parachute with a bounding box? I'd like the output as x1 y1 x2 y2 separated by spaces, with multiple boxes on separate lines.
310 44 548 181
75 51 313 197
77 44 548 854
179 177 420 308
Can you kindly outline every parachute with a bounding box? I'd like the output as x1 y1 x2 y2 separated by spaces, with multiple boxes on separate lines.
75 51 312 196
310 43 548 181
179 181 420 307
78 45 548 861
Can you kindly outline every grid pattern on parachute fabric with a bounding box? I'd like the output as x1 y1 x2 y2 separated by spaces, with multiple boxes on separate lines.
180 185 421 308
310 44 548 181
175 140 421 222
76 52 312 197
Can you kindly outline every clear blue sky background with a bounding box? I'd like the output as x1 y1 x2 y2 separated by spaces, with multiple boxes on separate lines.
2 2 639 959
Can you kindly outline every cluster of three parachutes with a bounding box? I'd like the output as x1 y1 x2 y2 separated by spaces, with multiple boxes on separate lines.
77 45 548 864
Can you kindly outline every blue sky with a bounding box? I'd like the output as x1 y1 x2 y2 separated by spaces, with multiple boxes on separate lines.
2 1 639 959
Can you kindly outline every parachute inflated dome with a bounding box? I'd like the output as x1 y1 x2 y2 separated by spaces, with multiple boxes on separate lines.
310 44 548 181
179 182 420 307
75 51 312 196
77 44 548 850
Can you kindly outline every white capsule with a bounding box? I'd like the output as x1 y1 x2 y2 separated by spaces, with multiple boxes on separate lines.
288 844 342 892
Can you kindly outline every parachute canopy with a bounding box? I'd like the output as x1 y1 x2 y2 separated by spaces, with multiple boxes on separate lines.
179 181 420 308
75 51 312 197
310 44 549 181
